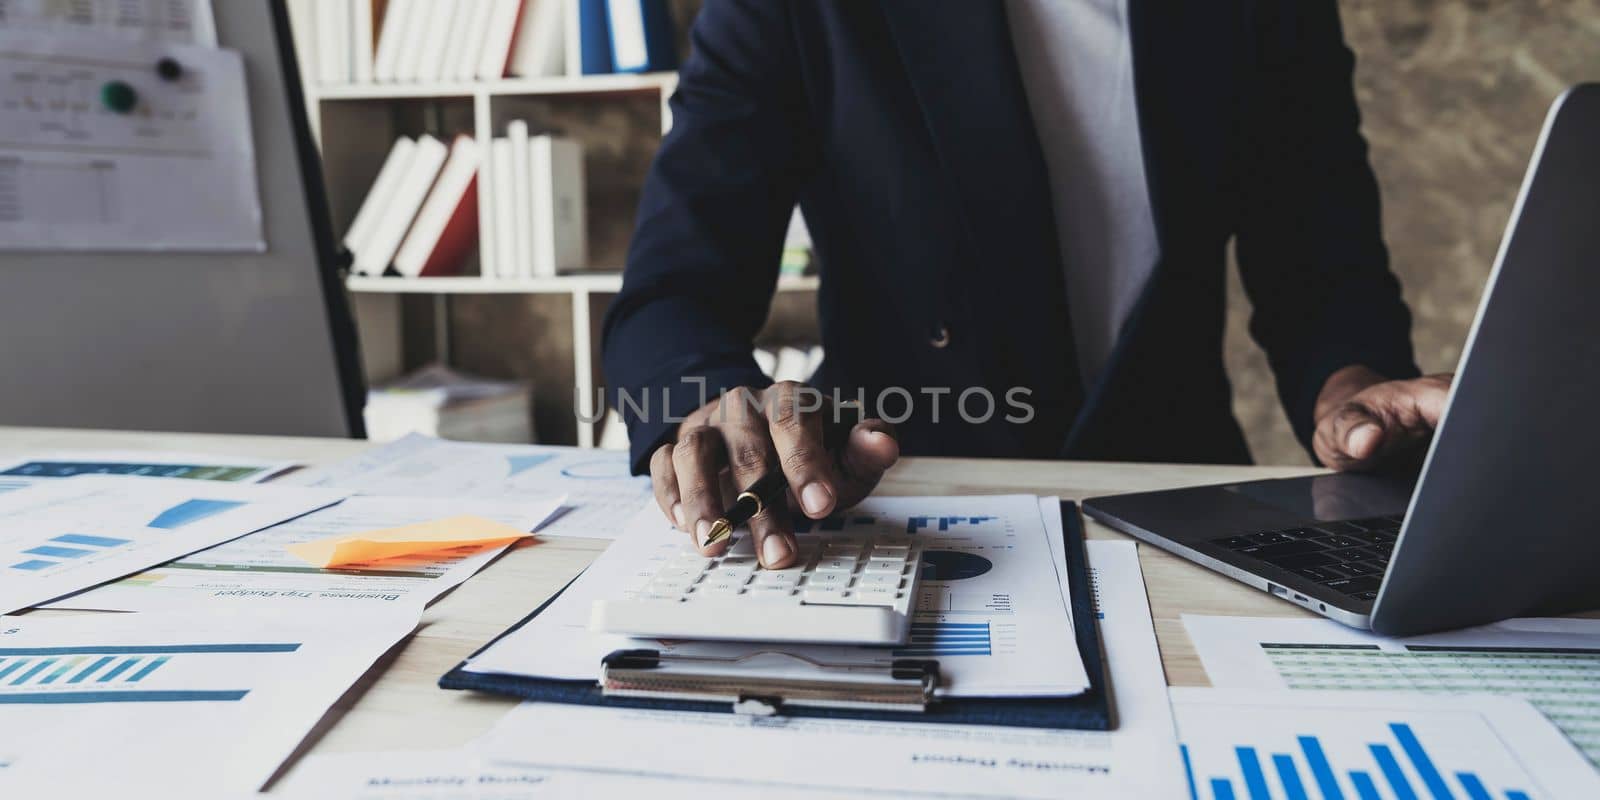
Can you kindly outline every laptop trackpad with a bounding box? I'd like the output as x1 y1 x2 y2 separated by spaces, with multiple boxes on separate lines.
1229 473 1413 522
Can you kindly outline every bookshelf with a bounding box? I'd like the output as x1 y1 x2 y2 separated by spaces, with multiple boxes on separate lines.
293 3 819 449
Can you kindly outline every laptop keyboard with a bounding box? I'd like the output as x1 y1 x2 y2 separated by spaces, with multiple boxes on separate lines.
1208 516 1403 602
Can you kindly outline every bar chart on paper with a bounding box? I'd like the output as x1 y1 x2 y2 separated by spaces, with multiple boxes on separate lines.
0 643 298 704
1171 689 1600 800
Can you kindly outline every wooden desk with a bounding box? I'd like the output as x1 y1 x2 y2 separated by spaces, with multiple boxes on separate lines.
0 426 1325 788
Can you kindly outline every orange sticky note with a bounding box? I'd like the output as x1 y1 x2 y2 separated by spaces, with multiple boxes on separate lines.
286 515 532 568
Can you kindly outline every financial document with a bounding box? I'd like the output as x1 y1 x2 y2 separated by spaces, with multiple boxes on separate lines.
293 434 653 540
464 495 1087 697
0 0 215 43
0 32 263 251
1171 688 1600 800
0 450 297 494
1185 614 1600 766
278 750 865 800
473 538 1187 798
0 475 347 614
0 606 420 794
46 495 562 612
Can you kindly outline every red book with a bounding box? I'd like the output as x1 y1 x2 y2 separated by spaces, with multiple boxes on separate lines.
393 135 481 278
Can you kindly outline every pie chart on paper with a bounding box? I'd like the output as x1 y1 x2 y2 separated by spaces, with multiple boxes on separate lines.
919 551 993 581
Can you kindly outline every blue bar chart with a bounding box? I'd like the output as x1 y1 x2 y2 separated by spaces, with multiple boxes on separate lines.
1173 690 1567 800
0 643 298 704
147 498 247 530
8 533 131 573
893 622 993 657
906 515 999 533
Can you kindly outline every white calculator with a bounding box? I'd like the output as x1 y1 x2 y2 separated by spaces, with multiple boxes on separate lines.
590 529 925 646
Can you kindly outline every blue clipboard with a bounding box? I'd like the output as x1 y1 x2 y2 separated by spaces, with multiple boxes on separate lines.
440 501 1112 730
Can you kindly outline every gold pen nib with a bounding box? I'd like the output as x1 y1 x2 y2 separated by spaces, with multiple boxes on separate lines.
704 518 732 546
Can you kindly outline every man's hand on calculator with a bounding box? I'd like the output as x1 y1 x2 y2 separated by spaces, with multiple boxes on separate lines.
648 381 900 569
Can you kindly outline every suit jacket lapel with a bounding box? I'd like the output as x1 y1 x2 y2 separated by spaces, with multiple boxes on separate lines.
879 0 1082 455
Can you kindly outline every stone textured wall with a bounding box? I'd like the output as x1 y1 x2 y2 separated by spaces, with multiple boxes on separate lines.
1228 0 1600 464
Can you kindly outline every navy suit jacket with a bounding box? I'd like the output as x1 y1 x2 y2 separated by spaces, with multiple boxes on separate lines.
602 0 1419 473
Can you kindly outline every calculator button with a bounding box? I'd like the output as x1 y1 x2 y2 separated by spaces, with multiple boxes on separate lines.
745 586 797 600
633 588 684 601
857 573 902 588
801 587 853 604
672 555 713 569
806 571 851 586
869 545 909 558
713 567 755 581
852 587 899 604
754 571 801 585
697 581 745 595
864 558 906 574
816 557 858 572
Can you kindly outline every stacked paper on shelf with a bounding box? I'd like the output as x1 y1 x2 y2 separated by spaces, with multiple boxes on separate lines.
364 364 533 444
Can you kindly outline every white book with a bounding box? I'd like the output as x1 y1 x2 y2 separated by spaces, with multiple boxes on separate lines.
437 0 481 83
355 134 449 276
531 135 588 275
562 0 582 77
453 0 499 81
607 0 648 72
394 0 438 82
286 0 319 85
413 0 457 82
478 139 499 279
476 0 525 81
314 0 351 84
343 137 418 268
373 0 417 82
508 0 565 77
395 136 481 278
491 137 518 279
351 0 376 82
508 120 533 279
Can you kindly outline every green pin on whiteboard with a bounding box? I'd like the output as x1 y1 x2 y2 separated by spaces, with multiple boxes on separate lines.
100 80 138 113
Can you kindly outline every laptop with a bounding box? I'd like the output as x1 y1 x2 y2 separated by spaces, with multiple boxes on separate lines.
1083 84 1600 637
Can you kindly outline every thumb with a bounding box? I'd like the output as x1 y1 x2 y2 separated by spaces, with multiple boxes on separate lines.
1316 403 1387 471
836 419 899 507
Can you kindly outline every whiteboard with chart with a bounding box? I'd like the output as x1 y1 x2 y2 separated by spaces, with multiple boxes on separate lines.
0 31 263 251
0 1 364 437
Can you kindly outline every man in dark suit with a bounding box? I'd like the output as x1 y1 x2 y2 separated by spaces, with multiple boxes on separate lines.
602 0 1453 568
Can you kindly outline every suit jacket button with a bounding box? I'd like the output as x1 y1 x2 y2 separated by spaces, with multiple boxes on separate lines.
928 323 952 349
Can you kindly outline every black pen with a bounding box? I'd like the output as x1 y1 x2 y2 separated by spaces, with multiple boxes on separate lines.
704 471 789 545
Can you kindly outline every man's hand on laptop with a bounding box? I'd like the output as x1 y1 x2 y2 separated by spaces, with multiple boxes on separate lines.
1314 366 1455 471
648 382 900 569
